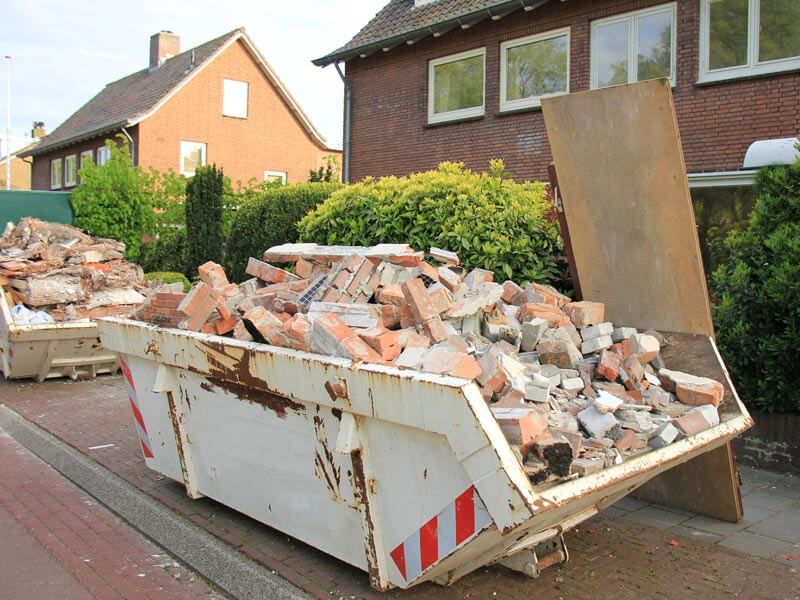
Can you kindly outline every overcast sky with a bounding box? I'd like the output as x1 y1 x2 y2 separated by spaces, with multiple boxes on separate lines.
1 0 387 153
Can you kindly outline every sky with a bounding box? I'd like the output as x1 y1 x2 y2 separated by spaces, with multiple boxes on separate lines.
0 0 388 155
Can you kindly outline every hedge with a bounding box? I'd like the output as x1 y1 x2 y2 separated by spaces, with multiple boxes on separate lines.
297 161 563 284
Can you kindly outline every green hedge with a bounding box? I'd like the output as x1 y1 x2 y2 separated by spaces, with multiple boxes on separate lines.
139 228 187 276
298 161 562 283
185 164 224 275
143 271 191 292
223 182 342 282
712 148 800 413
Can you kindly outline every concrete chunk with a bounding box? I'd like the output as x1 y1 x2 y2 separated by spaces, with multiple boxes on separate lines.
577 406 619 438
581 335 613 355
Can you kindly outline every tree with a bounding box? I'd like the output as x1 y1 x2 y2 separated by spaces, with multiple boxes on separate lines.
185 164 225 275
308 155 341 182
71 136 153 260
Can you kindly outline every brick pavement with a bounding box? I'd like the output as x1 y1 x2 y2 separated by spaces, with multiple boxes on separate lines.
0 425 222 600
2 374 800 599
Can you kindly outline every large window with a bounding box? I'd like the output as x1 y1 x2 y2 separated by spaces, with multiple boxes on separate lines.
64 154 77 187
428 48 486 124
180 141 206 176
50 159 62 189
500 28 570 111
223 79 249 118
699 0 800 82
591 4 676 88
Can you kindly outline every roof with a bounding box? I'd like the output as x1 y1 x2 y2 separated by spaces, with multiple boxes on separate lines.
0 139 40 164
25 28 332 157
313 0 549 66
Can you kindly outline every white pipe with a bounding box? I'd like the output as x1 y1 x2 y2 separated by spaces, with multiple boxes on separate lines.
4 56 10 190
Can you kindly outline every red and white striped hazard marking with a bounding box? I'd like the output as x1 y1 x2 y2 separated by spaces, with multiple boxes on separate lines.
119 355 154 459
389 485 492 582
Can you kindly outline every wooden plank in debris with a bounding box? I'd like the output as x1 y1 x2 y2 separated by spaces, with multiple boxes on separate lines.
541 79 713 337
264 243 419 263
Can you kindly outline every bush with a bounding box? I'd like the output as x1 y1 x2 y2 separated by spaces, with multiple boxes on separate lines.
224 181 342 282
139 228 187 275
712 144 800 413
72 137 154 261
298 161 562 283
143 271 191 292
185 164 224 275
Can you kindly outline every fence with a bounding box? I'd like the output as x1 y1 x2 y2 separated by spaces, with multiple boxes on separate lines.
0 190 73 226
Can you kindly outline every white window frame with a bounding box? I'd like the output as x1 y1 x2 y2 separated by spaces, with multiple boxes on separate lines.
428 47 486 125
180 141 206 176
50 158 62 189
263 170 287 184
699 0 800 83
590 3 677 89
223 79 249 118
500 28 571 112
64 154 77 187
80 149 93 170
96 146 110 165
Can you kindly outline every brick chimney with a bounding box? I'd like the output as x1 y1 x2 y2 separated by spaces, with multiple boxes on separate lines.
149 31 180 70
31 122 46 139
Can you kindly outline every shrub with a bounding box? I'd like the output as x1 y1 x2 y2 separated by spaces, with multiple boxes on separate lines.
143 271 191 293
139 228 187 275
298 161 562 283
185 164 224 275
224 181 342 282
712 143 800 413
72 137 154 260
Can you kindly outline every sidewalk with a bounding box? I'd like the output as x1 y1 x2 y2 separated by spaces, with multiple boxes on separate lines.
2 374 799 599
0 426 222 599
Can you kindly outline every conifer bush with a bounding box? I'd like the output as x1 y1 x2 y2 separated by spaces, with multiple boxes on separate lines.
185 164 224 275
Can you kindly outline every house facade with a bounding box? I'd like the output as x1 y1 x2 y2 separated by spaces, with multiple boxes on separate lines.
315 0 799 186
25 29 339 190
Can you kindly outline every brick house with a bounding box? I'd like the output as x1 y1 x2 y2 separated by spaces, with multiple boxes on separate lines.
315 0 799 187
23 28 339 190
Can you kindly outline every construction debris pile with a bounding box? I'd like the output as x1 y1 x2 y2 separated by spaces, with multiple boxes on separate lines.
1 218 146 322
137 243 726 484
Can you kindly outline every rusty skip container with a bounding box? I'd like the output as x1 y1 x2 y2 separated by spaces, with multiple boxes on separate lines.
97 317 752 590
0 285 118 381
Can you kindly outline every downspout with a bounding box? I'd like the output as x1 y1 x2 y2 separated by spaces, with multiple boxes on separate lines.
120 126 136 166
333 61 351 183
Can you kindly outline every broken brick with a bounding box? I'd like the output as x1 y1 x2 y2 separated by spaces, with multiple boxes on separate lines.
563 301 605 328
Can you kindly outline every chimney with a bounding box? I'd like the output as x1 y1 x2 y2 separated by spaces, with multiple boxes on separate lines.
31 122 46 139
149 31 180 70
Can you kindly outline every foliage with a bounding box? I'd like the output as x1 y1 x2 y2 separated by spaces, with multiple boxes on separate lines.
143 271 191 293
224 181 342 282
139 228 187 276
72 137 154 260
185 164 225 275
309 155 341 183
298 161 563 284
146 168 186 233
712 140 800 413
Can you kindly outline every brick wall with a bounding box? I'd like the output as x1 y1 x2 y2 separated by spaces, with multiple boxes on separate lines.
31 129 139 191
0 156 33 190
346 0 800 182
139 39 337 185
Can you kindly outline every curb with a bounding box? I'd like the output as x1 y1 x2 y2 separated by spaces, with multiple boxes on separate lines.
0 404 310 600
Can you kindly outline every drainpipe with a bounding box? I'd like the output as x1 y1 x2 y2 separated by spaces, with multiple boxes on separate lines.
333 61 351 183
120 126 136 166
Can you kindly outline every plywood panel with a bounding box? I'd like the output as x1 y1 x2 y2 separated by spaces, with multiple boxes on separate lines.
541 79 713 336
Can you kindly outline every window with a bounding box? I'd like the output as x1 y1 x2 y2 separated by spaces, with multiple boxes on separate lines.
80 149 93 170
699 0 800 83
591 4 676 88
64 154 77 187
263 170 287 184
223 79 249 118
180 141 206 176
428 48 486 124
50 159 62 189
97 146 110 165
501 28 570 111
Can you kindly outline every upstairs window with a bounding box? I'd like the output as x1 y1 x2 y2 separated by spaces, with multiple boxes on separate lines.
700 0 800 82
180 141 206 176
501 28 570 111
591 4 677 88
223 79 249 118
428 48 486 124
50 158 62 189
64 154 77 187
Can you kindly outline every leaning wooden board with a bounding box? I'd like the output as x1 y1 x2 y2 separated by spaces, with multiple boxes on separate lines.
542 79 745 522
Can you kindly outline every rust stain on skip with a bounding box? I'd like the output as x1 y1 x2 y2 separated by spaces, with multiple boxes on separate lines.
351 451 384 590
313 413 342 501
166 390 193 496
